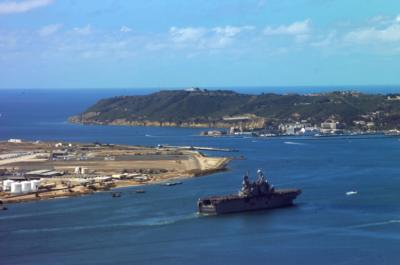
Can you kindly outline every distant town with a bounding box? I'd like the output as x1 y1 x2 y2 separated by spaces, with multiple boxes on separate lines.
201 111 400 137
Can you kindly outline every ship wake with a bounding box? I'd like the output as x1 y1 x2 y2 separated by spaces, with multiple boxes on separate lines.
13 213 198 234
348 219 400 229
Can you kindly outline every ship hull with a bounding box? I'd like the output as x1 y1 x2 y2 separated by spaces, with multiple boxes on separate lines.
198 189 301 214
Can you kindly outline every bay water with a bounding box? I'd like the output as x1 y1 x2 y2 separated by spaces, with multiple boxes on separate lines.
0 88 400 265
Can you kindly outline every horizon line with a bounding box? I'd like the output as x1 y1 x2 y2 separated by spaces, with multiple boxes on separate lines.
1 84 400 90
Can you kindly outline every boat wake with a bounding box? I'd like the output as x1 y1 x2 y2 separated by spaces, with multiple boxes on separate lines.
348 219 400 229
284 141 305 145
133 213 197 226
14 213 198 234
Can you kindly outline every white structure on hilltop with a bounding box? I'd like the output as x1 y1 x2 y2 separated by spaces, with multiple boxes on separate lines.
185 87 203 92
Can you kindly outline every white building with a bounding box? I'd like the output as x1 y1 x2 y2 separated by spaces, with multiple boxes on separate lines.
8 139 22 143
320 119 339 133
11 182 22 194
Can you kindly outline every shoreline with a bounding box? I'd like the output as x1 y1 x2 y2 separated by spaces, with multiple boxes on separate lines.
69 118 400 139
0 167 229 204
0 141 232 204
68 117 234 129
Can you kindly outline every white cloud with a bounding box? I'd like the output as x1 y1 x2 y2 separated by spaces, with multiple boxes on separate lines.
120 26 132 33
0 0 53 15
38 23 62 36
264 19 311 36
210 26 254 48
73 24 92 35
344 15 400 44
2 24 253 62
168 25 254 49
212 25 254 38
369 15 393 26
169 27 207 43
345 17 400 44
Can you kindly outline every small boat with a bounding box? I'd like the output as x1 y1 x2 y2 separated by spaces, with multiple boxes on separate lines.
346 191 358 196
161 181 183 187
135 189 146 193
0 201 7 211
112 192 122 197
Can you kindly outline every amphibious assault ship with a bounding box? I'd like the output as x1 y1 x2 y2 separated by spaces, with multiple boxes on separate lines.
198 170 301 214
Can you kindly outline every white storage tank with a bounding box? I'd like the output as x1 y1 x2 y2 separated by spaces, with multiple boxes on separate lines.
21 181 31 193
11 182 22 194
30 180 41 192
3 180 14 191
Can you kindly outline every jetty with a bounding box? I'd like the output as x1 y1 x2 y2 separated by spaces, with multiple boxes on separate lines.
157 145 237 152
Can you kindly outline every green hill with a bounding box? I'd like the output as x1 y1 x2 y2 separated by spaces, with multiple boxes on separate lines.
69 89 400 129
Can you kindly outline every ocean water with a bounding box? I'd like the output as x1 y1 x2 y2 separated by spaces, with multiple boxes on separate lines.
1 88 400 265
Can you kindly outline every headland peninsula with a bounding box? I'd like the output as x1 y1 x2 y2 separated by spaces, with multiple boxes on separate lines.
0 140 231 203
69 88 400 136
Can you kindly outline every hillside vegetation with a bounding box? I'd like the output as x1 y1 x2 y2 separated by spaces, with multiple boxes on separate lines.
69 90 400 129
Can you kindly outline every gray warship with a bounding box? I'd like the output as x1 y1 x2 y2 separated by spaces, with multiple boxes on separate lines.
198 170 301 214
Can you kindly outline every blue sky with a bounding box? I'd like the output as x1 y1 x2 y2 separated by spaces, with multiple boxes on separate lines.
0 0 400 89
